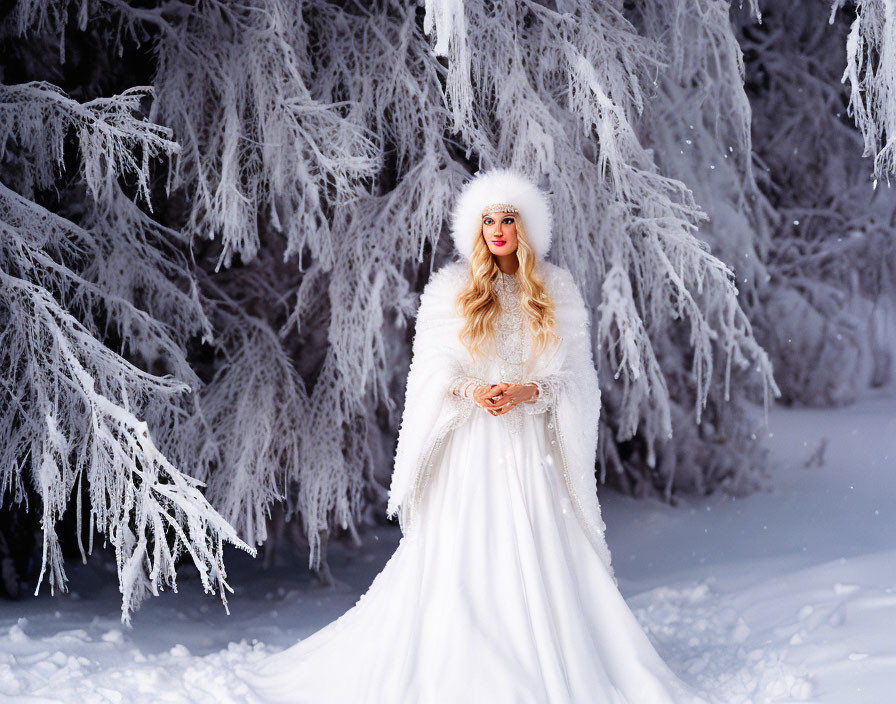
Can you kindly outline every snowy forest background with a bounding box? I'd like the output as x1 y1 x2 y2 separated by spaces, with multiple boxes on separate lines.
1 0 894 628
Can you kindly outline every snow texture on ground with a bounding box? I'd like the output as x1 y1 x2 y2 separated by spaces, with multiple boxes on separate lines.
1 392 893 703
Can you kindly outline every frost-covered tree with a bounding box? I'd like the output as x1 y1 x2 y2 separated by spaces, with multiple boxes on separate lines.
409 0 781 499
3 0 892 618
611 0 779 495
840 0 896 184
732 0 896 404
0 80 255 623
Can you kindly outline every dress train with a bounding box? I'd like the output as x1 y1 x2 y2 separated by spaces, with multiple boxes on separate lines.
236 409 707 704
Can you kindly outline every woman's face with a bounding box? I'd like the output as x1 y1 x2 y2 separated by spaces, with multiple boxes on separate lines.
481 211 519 256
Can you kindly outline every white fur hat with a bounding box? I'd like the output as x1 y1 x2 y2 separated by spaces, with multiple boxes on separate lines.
450 168 552 261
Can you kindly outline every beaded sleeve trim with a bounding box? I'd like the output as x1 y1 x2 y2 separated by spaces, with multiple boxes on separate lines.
522 376 557 415
449 376 487 400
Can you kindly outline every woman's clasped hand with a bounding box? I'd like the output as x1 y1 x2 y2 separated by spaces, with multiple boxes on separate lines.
469 382 539 415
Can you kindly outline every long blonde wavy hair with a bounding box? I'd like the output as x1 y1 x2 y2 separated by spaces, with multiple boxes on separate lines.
455 214 560 365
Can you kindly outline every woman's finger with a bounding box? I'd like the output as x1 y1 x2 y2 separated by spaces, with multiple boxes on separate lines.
490 396 512 408
482 385 505 399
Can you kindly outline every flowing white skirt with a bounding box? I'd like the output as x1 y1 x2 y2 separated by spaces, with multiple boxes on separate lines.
237 410 707 703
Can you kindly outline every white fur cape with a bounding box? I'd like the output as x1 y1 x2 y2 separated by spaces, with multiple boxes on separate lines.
385 259 615 582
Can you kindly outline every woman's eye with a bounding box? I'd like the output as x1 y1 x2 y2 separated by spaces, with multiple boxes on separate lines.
483 218 493 225
503 218 515 224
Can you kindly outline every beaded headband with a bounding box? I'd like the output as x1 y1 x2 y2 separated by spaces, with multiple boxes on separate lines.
480 203 520 215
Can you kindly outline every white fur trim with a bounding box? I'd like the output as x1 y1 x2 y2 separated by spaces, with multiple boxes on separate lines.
450 168 552 261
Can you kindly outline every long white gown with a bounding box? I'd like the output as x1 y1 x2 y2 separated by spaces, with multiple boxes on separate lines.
236 272 708 704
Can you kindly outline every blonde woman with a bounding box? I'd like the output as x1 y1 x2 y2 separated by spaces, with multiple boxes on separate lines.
237 169 708 704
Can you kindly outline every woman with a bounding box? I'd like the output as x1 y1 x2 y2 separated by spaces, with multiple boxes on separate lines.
236 169 709 703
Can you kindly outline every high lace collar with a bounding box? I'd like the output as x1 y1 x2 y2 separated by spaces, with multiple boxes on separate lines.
491 270 520 294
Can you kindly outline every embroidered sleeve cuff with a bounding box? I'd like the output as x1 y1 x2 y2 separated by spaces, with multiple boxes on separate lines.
449 376 486 401
522 377 557 415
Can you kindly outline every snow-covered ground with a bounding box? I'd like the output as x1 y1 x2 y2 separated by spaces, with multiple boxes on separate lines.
1 392 893 703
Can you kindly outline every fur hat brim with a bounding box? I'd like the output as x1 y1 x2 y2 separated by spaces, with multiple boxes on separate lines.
450 168 552 261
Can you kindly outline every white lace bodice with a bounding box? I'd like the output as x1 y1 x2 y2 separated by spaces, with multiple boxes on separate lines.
491 271 529 383
449 271 555 435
